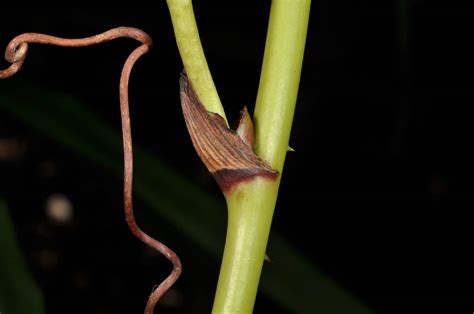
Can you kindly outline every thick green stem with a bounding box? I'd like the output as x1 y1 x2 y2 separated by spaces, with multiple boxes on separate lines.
253 0 311 166
167 0 227 123
212 1 311 313
212 179 280 313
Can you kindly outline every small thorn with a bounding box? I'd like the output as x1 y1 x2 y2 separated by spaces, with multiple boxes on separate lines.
287 146 295 152
264 254 272 263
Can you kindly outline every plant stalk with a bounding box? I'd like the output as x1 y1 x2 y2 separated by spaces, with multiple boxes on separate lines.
212 1 311 313
167 0 227 123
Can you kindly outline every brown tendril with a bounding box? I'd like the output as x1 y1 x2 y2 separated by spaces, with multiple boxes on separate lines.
0 26 181 314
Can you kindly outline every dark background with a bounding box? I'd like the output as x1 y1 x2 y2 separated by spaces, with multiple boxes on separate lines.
1 3 474 314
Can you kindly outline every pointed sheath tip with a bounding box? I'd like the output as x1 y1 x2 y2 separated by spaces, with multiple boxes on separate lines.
236 106 254 149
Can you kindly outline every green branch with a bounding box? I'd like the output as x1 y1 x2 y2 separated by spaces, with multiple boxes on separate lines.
254 0 310 169
167 0 227 123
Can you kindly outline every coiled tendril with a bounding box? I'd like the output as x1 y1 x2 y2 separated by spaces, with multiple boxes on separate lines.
0 26 182 314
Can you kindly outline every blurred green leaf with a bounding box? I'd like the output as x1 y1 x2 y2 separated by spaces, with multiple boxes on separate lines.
0 84 373 314
0 199 45 314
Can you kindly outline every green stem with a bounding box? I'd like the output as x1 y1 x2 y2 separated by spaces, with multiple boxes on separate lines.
167 0 227 123
254 0 311 166
212 1 311 313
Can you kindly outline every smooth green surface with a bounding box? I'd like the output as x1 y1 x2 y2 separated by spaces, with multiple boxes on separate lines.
213 179 279 313
0 200 46 314
253 0 311 168
0 85 372 313
212 1 312 313
167 0 227 123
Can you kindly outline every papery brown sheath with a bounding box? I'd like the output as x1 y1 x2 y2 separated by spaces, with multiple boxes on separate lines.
179 74 278 193
0 27 181 314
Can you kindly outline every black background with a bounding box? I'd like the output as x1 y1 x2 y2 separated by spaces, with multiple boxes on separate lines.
1 3 474 314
